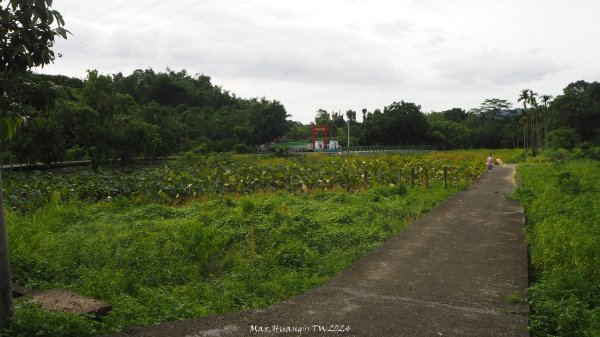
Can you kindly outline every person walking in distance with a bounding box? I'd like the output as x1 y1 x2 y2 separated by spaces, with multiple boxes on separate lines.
486 153 494 172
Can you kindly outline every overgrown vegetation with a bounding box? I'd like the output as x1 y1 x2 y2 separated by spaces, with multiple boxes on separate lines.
1 153 488 336
515 160 600 336
1 69 289 168
3 153 485 213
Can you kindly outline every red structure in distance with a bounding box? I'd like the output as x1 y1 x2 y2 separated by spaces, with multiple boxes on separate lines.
311 124 329 150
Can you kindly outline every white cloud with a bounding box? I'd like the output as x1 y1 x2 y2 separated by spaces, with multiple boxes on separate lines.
436 50 567 87
40 0 600 123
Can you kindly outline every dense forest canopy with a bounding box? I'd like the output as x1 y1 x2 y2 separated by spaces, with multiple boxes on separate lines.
1 68 598 167
302 83 599 151
0 69 289 167
294 82 598 152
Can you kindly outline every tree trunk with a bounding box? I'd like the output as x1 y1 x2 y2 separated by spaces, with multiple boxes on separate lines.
545 117 549 149
538 119 544 150
536 116 539 150
529 114 534 151
0 166 13 328
524 122 528 150
88 148 99 171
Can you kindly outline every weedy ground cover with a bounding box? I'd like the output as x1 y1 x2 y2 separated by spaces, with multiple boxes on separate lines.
515 160 600 336
2 152 494 336
3 153 487 212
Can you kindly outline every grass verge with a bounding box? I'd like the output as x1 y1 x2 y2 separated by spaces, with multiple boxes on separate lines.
515 160 600 336
5 182 462 336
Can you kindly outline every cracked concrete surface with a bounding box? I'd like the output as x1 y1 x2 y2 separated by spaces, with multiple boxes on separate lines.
114 165 528 337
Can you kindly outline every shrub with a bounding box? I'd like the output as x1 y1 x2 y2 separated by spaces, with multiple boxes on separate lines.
576 144 600 161
544 148 572 162
556 171 582 195
274 147 290 157
65 145 87 161
233 143 251 154
548 128 580 150
2 303 100 337
516 161 600 336
188 144 208 156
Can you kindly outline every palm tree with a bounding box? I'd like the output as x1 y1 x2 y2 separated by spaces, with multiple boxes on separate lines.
540 95 553 149
529 91 539 152
518 89 531 150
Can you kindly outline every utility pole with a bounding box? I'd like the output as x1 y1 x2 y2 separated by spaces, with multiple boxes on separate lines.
347 120 350 148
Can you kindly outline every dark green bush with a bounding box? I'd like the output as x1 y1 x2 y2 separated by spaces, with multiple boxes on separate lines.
544 148 572 162
233 143 251 154
548 128 580 150
556 171 582 195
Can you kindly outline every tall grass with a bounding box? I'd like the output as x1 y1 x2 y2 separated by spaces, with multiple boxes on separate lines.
5 182 462 336
2 150 501 336
515 161 600 336
425 148 524 163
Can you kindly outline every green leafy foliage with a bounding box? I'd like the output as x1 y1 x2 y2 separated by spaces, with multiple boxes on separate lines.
2 153 482 335
0 116 24 141
0 303 100 337
515 161 600 336
2 70 290 167
0 0 69 73
360 101 429 145
3 154 484 213
548 128 580 150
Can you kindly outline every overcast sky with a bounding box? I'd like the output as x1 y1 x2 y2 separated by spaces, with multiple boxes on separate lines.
40 0 600 123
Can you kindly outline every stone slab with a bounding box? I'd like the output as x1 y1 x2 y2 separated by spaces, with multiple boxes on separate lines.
29 288 112 316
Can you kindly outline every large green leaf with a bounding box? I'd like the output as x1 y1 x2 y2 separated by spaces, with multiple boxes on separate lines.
0 115 24 141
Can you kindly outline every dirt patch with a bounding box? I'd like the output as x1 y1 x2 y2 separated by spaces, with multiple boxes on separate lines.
28 288 112 316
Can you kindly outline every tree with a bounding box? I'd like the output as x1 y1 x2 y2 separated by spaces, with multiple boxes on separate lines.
442 108 466 122
427 117 470 149
345 109 357 124
518 89 532 150
79 70 138 168
550 81 600 143
478 98 512 119
248 99 289 145
134 103 184 156
330 111 345 128
360 101 428 145
463 111 504 148
314 109 330 125
0 0 67 326
12 116 65 166
528 92 540 153
540 95 553 149
281 121 310 141
502 117 521 149
548 128 579 150
361 108 367 122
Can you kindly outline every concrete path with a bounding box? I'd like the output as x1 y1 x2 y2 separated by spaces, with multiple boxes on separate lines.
116 165 529 337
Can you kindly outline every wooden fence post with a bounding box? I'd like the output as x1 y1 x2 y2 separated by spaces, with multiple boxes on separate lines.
397 170 402 186
364 170 369 187
443 166 448 189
